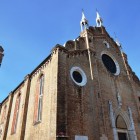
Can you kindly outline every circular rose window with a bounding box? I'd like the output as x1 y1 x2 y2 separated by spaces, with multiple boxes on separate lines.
70 67 87 86
102 54 120 75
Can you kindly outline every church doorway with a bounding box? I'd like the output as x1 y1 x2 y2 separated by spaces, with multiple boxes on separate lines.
116 115 129 140
118 132 128 140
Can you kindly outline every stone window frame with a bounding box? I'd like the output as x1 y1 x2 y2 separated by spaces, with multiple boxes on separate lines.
70 66 87 87
103 40 110 49
33 74 44 124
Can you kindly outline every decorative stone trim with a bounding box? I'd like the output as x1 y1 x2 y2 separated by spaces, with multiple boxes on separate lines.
108 101 118 140
70 67 87 86
67 49 95 57
103 40 110 48
128 107 138 140
75 135 88 140
114 108 131 130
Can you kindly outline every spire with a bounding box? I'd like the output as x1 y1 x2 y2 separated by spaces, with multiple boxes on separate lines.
96 10 103 27
80 10 89 31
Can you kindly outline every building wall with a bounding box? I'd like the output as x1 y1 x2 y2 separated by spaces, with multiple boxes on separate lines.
0 26 139 140
24 49 58 140
6 78 29 140
56 27 140 140
91 29 140 140
57 48 99 139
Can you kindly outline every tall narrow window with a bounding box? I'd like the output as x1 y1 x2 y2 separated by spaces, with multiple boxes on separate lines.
34 75 44 123
11 94 21 134
1 105 7 123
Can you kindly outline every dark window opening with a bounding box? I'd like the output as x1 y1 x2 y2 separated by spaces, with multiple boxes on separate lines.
102 54 117 74
118 132 128 140
104 43 107 47
98 93 100 98
138 97 140 102
72 71 82 83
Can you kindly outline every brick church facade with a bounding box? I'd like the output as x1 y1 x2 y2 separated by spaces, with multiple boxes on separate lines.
0 12 140 140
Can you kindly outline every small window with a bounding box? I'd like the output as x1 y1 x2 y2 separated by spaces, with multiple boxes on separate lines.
103 41 110 48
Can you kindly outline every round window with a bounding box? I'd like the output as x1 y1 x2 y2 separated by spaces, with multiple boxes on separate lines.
102 54 120 75
70 67 87 86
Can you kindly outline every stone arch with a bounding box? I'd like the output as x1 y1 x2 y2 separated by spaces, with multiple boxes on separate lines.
116 115 127 129
114 108 131 130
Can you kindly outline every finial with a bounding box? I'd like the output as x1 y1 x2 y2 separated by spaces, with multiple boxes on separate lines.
114 32 123 51
96 10 103 27
80 9 89 31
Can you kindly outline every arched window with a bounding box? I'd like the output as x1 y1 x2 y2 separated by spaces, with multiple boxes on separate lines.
1 105 7 123
34 74 44 123
11 93 21 134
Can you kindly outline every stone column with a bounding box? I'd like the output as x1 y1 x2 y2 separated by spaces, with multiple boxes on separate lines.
109 101 118 140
